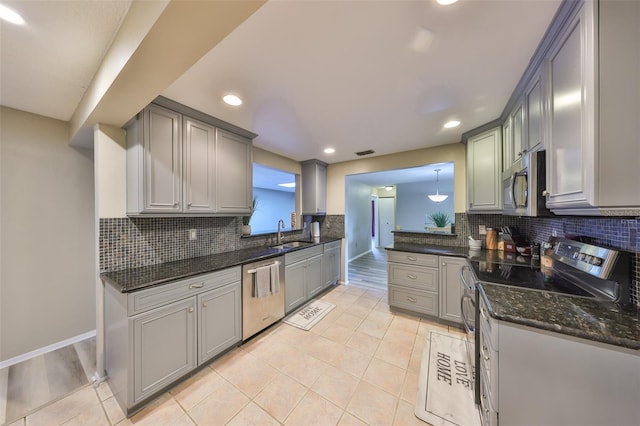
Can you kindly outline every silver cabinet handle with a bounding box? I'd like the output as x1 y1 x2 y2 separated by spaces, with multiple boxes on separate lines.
190 283 204 289
407 296 417 303
202 303 207 308
407 274 417 280
187 202 192 207
406 256 417 261
174 202 179 207
188 307 194 313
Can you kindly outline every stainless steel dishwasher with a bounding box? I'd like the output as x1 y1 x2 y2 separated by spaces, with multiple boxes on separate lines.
242 256 285 340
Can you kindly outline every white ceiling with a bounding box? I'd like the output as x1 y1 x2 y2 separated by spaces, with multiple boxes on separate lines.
0 0 561 165
346 162 454 188
0 0 131 121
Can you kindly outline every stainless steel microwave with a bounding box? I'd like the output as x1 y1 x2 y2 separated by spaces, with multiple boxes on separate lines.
502 150 553 216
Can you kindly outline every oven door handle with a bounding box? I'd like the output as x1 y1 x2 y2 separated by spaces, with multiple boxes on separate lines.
461 294 476 334
460 265 475 291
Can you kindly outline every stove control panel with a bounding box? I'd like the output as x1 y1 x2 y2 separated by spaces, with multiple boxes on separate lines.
553 239 617 279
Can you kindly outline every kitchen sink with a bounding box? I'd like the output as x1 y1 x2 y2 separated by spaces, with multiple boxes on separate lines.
271 241 316 250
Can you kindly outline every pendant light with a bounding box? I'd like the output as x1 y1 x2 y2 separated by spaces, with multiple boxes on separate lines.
428 169 448 202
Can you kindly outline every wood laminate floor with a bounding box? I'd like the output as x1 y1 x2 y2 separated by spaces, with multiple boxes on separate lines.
348 246 388 289
0 336 96 425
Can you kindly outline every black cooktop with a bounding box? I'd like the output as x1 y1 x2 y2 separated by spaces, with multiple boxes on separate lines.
468 260 594 297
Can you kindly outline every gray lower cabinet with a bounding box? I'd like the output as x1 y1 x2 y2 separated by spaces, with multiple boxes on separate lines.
104 267 241 415
132 298 196 405
324 240 341 288
284 245 324 313
478 294 640 425
387 251 439 316
198 282 242 365
439 256 467 325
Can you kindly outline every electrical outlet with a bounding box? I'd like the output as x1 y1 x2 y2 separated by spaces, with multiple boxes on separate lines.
189 229 197 240
479 225 487 235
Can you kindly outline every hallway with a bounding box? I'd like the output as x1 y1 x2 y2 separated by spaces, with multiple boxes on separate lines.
348 247 388 290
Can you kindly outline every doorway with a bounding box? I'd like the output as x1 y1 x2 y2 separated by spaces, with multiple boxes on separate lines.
377 197 395 248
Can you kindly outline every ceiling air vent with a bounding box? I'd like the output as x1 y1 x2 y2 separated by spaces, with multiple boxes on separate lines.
355 149 375 156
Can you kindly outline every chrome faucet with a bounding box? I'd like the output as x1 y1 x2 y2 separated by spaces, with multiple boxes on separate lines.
277 219 285 244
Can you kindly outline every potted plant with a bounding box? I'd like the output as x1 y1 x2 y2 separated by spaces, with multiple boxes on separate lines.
242 197 258 235
425 211 451 233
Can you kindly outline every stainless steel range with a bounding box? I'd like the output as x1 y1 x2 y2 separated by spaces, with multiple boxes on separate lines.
460 237 633 409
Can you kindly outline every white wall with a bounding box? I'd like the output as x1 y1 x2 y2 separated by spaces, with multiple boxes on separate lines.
0 107 96 362
396 180 455 231
345 180 373 261
327 143 466 214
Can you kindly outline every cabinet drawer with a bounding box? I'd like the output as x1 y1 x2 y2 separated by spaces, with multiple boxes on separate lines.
388 263 438 292
323 240 341 251
480 372 499 426
388 285 438 316
388 251 438 267
128 267 241 316
285 245 323 265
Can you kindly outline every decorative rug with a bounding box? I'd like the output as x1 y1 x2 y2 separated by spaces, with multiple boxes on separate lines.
415 332 481 426
283 300 336 331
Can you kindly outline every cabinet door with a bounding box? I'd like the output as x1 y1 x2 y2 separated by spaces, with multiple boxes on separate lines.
198 282 241 365
183 118 216 213
467 127 502 212
546 3 595 208
525 67 545 153
306 255 325 298
502 117 512 174
301 160 327 215
324 247 341 287
131 297 196 404
216 129 252 214
143 104 182 212
285 262 307 313
439 257 467 324
511 102 524 161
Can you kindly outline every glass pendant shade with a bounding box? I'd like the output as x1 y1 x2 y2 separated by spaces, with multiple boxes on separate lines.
428 169 448 202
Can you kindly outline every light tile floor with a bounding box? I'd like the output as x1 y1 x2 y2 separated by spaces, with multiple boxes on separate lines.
9 283 468 426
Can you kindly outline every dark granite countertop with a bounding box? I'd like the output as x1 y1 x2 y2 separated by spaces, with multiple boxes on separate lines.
479 283 640 350
386 243 639 351
101 238 340 293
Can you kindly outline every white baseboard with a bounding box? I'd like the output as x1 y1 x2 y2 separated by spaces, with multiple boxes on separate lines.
348 249 372 263
0 330 96 370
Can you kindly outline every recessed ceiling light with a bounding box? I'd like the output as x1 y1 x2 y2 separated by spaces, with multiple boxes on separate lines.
0 4 25 25
444 120 460 129
278 182 296 188
436 0 459 5
222 94 242 106
385 186 393 192
324 148 335 154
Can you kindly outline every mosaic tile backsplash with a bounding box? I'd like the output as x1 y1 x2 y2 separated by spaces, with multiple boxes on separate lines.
100 212 637 306
99 215 345 273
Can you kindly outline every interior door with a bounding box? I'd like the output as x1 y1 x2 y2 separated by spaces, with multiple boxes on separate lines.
378 197 395 248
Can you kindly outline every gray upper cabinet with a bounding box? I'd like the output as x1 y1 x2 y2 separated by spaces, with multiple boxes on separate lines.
126 99 255 216
127 104 182 214
215 129 253 214
524 65 545 154
510 102 524 164
498 0 640 215
466 127 502 213
183 117 216 213
301 159 327 215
